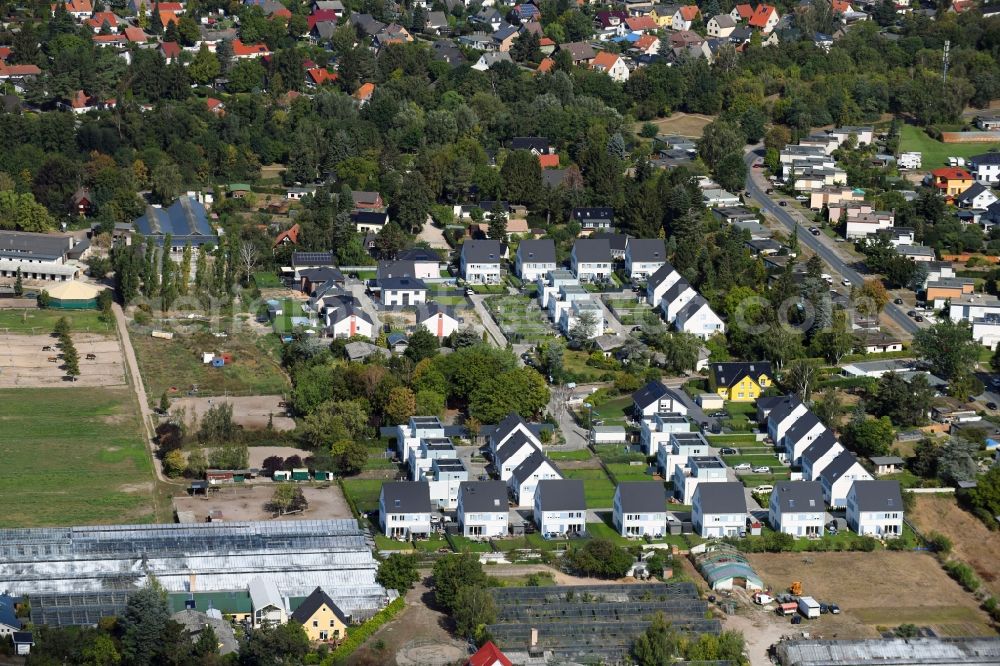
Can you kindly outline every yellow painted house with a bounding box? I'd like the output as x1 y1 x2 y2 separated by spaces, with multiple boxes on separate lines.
710 362 773 402
290 587 350 643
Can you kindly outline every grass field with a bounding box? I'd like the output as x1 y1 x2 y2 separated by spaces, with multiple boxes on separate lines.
635 113 715 138
562 350 611 383
548 449 595 461
0 387 157 527
342 478 385 515
130 327 290 403
0 308 113 336
606 462 656 482
591 396 632 423
562 468 616 508
898 124 1000 170
606 300 657 327
485 295 552 344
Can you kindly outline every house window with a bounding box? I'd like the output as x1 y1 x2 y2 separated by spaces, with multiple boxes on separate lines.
313 620 319 627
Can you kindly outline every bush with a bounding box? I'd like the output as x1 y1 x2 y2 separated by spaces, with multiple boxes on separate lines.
943 560 981 593
928 532 953 555
640 123 659 138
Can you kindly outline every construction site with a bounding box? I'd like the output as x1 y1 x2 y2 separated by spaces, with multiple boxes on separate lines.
0 519 393 626
486 582 719 663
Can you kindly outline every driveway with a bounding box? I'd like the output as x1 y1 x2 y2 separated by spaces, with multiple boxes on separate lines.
344 279 382 331
743 147 920 339
467 294 508 347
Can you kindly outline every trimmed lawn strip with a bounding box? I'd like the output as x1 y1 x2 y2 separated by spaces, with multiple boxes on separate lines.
342 478 385 514
0 308 112 336
548 449 595 461
562 468 616 508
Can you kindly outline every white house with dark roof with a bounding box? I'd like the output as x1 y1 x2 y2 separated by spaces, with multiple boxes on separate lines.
632 380 688 418
460 239 503 284
571 207 614 232
955 182 998 210
533 479 586 537
970 152 1000 185
800 431 844 481
325 297 374 339
659 279 697 322
674 295 725 339
646 262 682 306
489 412 541 457
692 482 747 538
515 239 557 281
457 481 509 538
780 412 828 466
820 451 873 508
417 303 459 339
571 238 613 282
494 431 542 480
380 276 427 307
508 452 562 506
846 480 903 538
768 481 825 537
613 482 667 537
379 481 433 538
624 239 667 279
766 396 808 444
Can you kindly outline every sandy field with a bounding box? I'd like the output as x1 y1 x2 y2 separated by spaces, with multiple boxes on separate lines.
0 332 125 388
172 482 352 523
169 395 296 431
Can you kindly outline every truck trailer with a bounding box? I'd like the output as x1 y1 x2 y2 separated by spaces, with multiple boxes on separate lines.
798 596 820 619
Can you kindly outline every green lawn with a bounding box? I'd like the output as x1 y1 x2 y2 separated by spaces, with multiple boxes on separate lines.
562 350 610 382
706 433 760 444
0 308 112 335
252 272 283 289
606 300 657 326
720 453 785 467
484 295 552 343
433 296 468 306
739 472 792 487
130 327 290 403
548 449 595 461
898 124 1000 169
592 396 632 423
0 387 157 527
342 478 386 514
449 535 494 553
562 468 616 508
606 462 656 482
595 444 646 464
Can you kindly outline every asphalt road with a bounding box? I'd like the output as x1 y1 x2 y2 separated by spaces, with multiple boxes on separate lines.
742 147 921 338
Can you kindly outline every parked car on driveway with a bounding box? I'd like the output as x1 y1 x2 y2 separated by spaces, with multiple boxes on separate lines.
734 463 752 471
752 466 771 473
719 447 739 455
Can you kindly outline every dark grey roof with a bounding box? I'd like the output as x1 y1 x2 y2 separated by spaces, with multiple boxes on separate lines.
972 152 1000 165
350 12 386 34
299 267 344 284
560 41 596 61
492 23 519 40
293 251 335 267
661 277 692 304
850 480 902 511
398 247 440 262
0 231 71 260
509 137 551 152
461 239 503 263
767 395 804 427
801 430 839 466
377 260 416 279
695 482 746 514
380 481 431 514
517 239 556 264
589 232 628 252
495 430 540 465
820 451 862 485
869 456 904 465
632 380 669 409
784 411 824 443
710 362 773 389
290 587 349 626
573 238 612 263
493 412 530 442
416 303 455 321
616 482 666 513
541 169 569 188
459 481 508 512
676 294 710 321
351 210 389 225
536 479 585 511
510 451 560 486
771 481 823 512
571 207 614 223
711 13 736 27
627 239 666 262
647 262 679 289
379 276 427 291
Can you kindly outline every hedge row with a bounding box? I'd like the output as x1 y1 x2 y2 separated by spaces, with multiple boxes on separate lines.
326 596 406 665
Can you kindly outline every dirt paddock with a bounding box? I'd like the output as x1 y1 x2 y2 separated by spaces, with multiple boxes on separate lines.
171 482 352 522
0 332 125 388
746 551 994 637
169 395 296 431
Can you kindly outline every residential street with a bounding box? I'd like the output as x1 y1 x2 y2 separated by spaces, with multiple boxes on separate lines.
468 293 508 346
742 147 921 338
